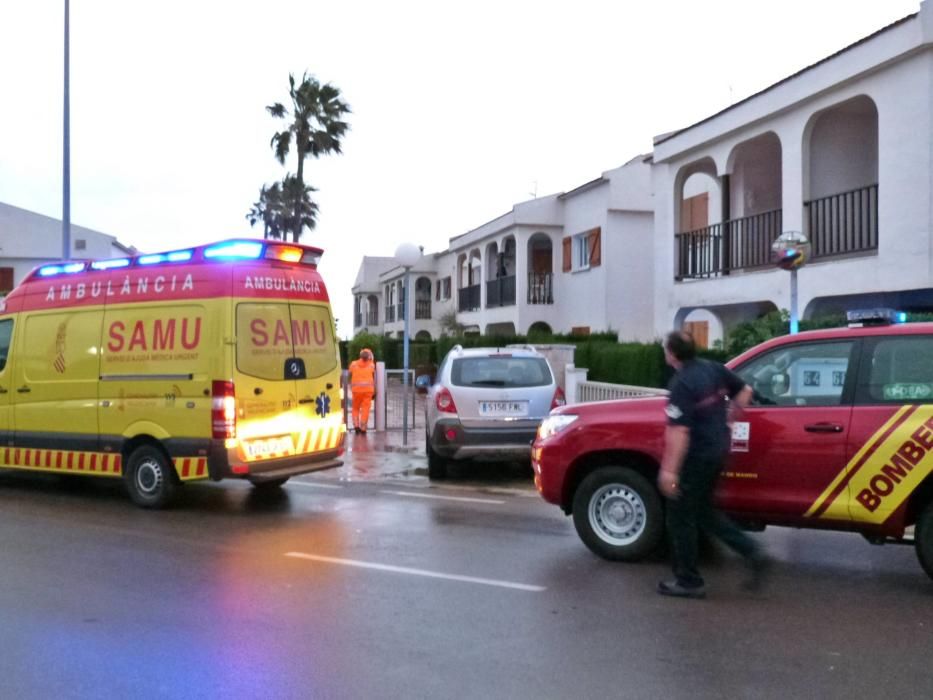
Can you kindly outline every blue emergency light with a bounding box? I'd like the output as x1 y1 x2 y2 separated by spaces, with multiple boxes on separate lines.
91 258 131 271
203 241 263 260
847 308 906 327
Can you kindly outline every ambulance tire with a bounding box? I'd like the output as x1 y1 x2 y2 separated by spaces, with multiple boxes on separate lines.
125 445 177 509
915 500 933 581
426 436 448 480
249 477 289 490
572 466 664 562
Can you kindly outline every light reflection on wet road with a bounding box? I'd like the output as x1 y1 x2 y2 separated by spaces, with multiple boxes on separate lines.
0 447 931 699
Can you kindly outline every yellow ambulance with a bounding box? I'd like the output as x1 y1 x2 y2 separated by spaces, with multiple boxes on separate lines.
0 239 346 507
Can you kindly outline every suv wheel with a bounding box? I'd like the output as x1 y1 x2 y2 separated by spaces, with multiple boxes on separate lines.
915 500 933 580
426 434 448 480
572 466 663 561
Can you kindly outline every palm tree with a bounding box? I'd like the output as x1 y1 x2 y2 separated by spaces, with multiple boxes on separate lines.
267 73 350 242
280 174 320 242
246 182 288 240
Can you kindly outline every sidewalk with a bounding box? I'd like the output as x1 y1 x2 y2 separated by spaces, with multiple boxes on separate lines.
316 429 426 483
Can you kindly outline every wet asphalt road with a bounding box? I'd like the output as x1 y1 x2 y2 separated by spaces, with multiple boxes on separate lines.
0 444 932 699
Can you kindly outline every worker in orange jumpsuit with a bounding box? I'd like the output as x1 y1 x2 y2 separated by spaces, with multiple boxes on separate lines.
348 348 376 434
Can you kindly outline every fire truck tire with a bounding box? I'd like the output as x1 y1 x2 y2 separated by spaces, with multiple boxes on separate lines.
125 445 177 509
572 466 664 562
426 436 448 480
915 500 933 581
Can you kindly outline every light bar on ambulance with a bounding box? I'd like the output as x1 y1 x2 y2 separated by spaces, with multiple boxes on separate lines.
204 241 264 260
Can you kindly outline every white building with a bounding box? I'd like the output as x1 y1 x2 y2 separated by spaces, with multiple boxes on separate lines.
350 156 655 341
352 2 933 347
653 3 933 347
0 202 135 294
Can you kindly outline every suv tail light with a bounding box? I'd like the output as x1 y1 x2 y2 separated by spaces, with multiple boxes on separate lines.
212 380 237 439
436 387 458 414
551 386 566 410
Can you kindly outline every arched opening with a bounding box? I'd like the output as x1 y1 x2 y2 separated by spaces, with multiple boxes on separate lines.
804 95 879 259
457 249 482 312
487 236 517 308
366 294 379 326
527 233 554 305
485 242 499 281
725 132 783 270
674 158 722 280
414 330 433 342
415 276 432 320
527 321 553 340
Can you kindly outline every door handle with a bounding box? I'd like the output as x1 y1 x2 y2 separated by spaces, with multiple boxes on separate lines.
298 397 314 405
326 383 334 390
16 386 30 393
0 386 7 394
804 422 844 433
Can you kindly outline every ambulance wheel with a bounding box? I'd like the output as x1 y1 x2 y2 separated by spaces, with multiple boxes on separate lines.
249 477 289 489
915 500 933 581
125 445 177 509
572 466 664 562
426 436 448 480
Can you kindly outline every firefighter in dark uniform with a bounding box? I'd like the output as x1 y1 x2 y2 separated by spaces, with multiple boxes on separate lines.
657 330 770 598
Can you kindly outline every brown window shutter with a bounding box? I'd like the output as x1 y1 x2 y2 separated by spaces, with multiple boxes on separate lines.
0 267 13 292
588 228 601 267
562 237 571 272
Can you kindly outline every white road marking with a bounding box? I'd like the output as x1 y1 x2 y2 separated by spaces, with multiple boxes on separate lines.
285 552 545 592
380 490 505 505
287 481 344 490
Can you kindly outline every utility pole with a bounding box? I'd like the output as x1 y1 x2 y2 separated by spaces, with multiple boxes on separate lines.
62 0 71 260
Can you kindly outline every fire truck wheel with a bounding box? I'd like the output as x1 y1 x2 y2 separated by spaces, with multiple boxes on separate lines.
125 445 177 509
249 477 289 489
915 500 933 581
572 466 664 562
426 436 448 480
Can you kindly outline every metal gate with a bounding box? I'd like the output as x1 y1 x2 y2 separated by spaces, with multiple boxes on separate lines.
383 369 425 431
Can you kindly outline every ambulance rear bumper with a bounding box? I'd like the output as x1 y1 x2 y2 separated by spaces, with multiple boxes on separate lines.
208 443 343 481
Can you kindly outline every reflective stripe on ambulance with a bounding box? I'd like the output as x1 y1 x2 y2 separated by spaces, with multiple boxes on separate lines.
806 405 933 524
0 447 210 482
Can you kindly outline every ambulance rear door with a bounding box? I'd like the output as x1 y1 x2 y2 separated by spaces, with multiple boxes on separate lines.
289 301 342 449
233 301 301 461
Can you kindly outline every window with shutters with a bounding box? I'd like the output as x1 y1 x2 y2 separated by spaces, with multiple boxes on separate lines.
568 228 601 272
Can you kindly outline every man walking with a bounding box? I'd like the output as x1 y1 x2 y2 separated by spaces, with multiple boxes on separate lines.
348 348 376 434
657 330 769 598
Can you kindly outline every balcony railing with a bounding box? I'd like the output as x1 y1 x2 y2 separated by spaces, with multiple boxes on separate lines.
366 310 378 326
675 208 782 280
458 284 481 312
805 184 878 260
415 299 432 319
385 306 396 323
485 275 516 308
528 272 553 304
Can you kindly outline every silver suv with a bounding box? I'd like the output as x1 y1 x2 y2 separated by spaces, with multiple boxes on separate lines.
420 345 565 479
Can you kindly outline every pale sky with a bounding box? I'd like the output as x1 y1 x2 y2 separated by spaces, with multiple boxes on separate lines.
0 0 921 336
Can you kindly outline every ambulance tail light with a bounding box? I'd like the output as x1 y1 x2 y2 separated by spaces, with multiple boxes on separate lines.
551 386 566 410
436 387 458 414
212 381 237 439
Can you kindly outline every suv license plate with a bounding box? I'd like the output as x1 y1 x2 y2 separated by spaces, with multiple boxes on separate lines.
479 401 528 417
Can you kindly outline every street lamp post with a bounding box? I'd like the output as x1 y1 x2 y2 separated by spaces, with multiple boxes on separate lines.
394 242 422 446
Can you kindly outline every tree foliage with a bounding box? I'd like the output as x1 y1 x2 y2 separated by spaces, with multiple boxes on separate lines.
265 73 350 242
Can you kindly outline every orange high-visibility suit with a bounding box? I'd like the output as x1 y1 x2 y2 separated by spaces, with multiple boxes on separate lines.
348 350 376 433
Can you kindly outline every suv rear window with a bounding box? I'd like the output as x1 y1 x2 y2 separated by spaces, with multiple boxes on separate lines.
450 356 552 388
